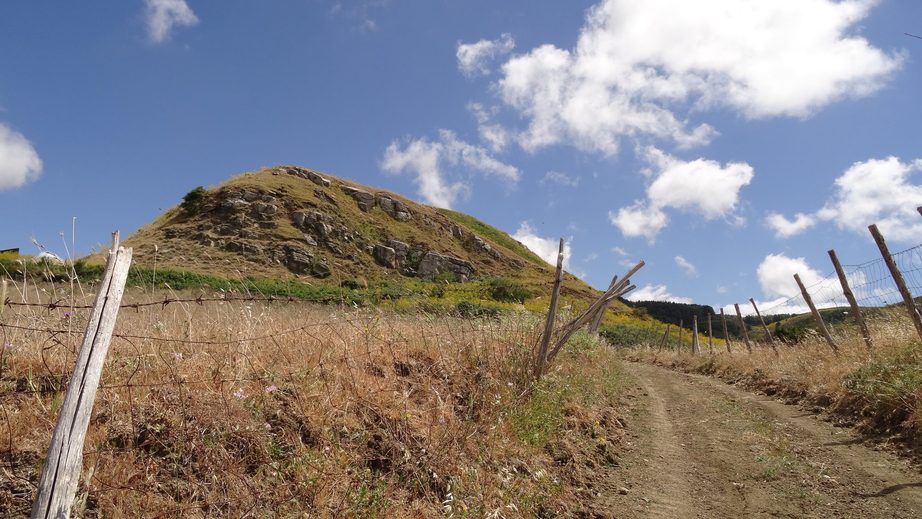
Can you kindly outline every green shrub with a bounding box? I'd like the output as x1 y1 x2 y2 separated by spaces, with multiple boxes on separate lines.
455 300 502 318
180 186 209 214
486 277 530 303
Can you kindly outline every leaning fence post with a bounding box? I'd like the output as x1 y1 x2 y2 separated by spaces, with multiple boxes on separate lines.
535 238 564 380
749 298 778 355
794 273 839 355
868 224 922 342
720 308 731 353
734 304 753 354
588 275 618 334
828 249 872 349
707 313 714 354
32 233 133 519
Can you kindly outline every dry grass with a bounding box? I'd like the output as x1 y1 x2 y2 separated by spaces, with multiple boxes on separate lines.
624 310 922 448
0 278 627 517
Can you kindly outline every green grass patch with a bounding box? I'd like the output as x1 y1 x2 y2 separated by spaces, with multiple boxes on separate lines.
436 208 545 266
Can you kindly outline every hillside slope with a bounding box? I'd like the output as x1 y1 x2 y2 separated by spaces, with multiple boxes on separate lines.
119 165 606 305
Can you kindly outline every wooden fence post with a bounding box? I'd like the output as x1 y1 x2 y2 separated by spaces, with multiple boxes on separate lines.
588 275 618 334
660 324 671 350
794 273 839 355
734 304 753 353
0 279 7 318
692 315 700 354
828 249 872 349
678 320 684 353
720 308 731 353
707 313 714 354
868 224 922 342
535 238 565 380
32 236 133 519
749 298 778 355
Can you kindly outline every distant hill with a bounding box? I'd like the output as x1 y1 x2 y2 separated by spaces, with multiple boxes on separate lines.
110 165 609 308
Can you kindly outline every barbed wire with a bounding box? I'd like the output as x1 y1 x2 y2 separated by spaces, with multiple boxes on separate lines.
3 294 312 311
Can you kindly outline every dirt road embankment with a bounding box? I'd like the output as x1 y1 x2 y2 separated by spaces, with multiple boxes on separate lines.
603 362 922 518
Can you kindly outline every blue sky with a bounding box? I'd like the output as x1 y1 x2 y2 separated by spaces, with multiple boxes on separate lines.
1 0 920 313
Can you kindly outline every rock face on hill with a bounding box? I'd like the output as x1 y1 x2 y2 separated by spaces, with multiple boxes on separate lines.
125 165 546 287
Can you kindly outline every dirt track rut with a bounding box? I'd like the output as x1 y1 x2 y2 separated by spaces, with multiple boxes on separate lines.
603 362 922 518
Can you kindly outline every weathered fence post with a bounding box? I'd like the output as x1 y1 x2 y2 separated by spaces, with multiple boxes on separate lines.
828 249 872 349
678 320 684 353
0 278 7 318
535 239 565 380
868 224 922 342
660 324 671 350
588 275 618 334
692 315 700 354
720 308 731 353
707 313 714 354
749 298 778 355
32 234 133 519
733 304 753 353
794 273 839 355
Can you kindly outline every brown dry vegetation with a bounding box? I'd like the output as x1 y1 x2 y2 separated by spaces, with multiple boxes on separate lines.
624 309 922 451
0 280 628 517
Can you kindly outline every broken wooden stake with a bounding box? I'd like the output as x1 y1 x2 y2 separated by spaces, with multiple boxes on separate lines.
535 238 565 380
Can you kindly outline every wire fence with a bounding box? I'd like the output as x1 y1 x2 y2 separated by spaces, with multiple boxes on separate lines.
0 286 549 516
759 244 922 316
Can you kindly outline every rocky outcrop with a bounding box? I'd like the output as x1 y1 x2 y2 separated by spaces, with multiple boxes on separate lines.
416 252 474 281
341 186 376 211
373 244 397 268
279 166 331 187
284 246 314 274
375 194 412 221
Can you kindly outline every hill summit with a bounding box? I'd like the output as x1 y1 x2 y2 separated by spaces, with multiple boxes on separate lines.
123 165 597 301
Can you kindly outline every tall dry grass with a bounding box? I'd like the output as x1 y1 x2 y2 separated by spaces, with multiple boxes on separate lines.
625 310 922 447
0 277 626 517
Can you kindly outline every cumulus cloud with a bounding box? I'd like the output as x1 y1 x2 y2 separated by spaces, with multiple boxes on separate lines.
610 148 753 241
457 33 515 77
145 0 199 43
765 212 817 238
0 123 42 191
467 102 511 152
627 284 692 304
674 255 697 277
767 157 922 242
757 253 825 299
541 171 580 188
490 0 900 155
380 130 520 208
512 222 571 269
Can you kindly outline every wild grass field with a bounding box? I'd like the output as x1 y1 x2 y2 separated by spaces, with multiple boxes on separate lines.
0 275 629 517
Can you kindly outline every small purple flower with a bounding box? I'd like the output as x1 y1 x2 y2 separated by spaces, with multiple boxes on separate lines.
233 388 246 399
264 384 278 394
173 352 184 361
63 311 72 319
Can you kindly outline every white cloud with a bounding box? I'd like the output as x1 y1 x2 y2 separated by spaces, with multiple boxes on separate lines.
611 148 753 241
757 253 824 299
768 157 922 242
457 33 515 77
628 284 692 304
0 123 42 191
674 255 697 277
491 0 900 155
818 157 922 242
541 171 580 188
611 246 628 256
380 130 520 208
766 212 817 238
145 0 199 43
512 222 571 269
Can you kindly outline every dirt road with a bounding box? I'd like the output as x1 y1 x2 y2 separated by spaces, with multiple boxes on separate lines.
603 362 922 518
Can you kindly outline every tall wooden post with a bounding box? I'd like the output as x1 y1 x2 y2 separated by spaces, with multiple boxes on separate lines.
0 279 7 318
749 298 778 355
32 235 133 518
794 273 839 355
535 239 565 380
678 320 684 352
720 308 731 353
707 313 714 354
868 224 922 342
828 249 872 349
692 315 700 354
661 324 671 349
588 275 618 334
734 304 752 353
